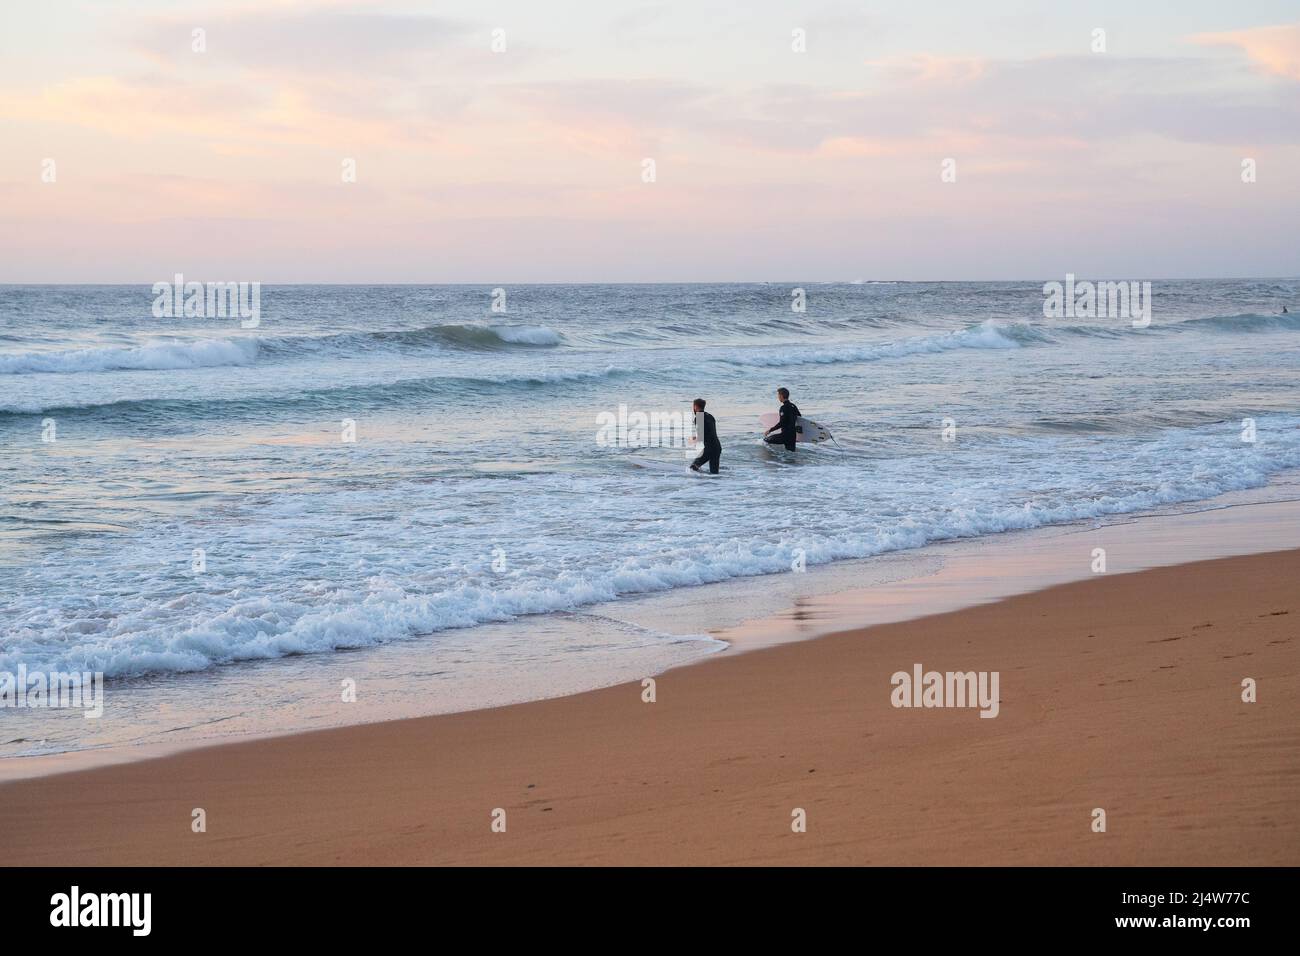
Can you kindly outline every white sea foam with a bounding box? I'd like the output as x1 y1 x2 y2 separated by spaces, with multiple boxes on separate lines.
724 319 1025 367
6 413 1299 680
0 338 259 375
492 325 564 346
3 280 1299 703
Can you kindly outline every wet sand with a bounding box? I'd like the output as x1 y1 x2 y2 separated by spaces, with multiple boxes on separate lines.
2 549 1297 865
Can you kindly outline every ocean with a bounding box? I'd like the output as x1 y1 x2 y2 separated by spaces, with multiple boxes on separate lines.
2 280 1299 757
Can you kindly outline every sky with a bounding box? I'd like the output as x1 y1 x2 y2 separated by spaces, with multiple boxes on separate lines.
2 0 1298 282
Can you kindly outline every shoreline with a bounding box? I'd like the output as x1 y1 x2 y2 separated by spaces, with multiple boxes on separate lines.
2 486 1300 780
2 547 1297 865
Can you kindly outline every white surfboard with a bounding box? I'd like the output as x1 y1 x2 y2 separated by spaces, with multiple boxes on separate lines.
759 412 833 443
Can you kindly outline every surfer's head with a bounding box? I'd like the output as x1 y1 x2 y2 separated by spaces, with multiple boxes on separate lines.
692 398 706 412
777 387 790 402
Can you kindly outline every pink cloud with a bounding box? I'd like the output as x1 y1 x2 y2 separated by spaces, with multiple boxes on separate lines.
1190 23 1300 82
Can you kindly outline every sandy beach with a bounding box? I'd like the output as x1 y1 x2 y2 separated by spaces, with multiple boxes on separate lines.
3 548 1296 866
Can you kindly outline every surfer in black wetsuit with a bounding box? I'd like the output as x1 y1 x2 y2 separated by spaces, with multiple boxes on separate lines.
764 387 801 451
689 398 722 474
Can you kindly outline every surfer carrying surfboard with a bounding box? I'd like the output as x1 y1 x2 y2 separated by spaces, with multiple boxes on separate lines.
763 387 802 452
689 398 722 474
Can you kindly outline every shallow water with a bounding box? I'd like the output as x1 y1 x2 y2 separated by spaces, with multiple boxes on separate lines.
2 280 1298 755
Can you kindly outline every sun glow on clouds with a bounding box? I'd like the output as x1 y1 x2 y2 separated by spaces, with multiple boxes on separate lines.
1191 24 1300 82
1 1 1298 280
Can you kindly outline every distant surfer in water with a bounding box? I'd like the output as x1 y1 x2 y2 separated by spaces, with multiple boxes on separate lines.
764 387 801 451
690 398 722 474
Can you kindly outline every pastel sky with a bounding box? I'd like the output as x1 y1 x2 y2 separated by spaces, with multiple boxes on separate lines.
2 0 1298 281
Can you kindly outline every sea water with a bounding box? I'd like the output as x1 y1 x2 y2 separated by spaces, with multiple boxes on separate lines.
2 280 1298 757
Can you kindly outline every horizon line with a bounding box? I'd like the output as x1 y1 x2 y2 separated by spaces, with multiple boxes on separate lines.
3 275 1298 287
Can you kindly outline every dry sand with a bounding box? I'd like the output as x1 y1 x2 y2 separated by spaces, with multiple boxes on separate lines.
2 550 1297 865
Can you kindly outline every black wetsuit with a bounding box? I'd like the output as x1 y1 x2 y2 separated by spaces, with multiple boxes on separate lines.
691 411 722 474
764 400 801 451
